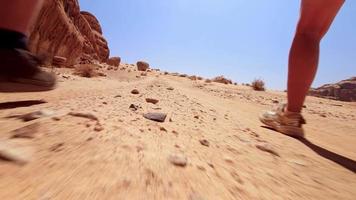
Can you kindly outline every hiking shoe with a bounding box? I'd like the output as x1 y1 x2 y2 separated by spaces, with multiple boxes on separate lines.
0 48 56 92
259 103 306 138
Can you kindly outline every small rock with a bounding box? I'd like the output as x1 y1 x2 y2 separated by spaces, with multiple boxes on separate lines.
94 123 104 132
114 95 122 98
319 114 327 118
21 109 54 122
194 115 199 119
168 154 187 167
11 123 40 139
256 143 280 157
167 87 174 91
160 127 167 132
131 89 140 94
145 98 159 104
224 156 234 164
143 113 167 122
49 143 64 152
0 140 32 165
52 116 61 121
199 139 210 147
272 100 279 104
68 112 98 121
129 104 140 111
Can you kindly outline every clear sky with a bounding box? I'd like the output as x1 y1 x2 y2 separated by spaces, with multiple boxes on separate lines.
79 0 356 90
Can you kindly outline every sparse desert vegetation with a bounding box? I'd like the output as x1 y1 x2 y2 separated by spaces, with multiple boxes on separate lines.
212 75 232 84
251 79 266 91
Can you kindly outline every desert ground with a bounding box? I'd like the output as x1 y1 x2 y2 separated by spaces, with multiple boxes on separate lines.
0 65 355 200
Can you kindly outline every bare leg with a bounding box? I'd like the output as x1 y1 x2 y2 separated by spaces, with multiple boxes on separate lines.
287 0 344 112
0 0 43 36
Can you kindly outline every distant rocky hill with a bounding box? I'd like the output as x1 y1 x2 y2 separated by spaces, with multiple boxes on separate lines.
28 0 110 66
309 77 356 102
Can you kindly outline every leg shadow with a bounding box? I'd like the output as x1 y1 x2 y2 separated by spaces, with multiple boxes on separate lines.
260 126 356 173
299 138 356 173
0 100 47 110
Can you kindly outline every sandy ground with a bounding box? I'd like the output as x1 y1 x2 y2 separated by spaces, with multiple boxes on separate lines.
0 66 355 200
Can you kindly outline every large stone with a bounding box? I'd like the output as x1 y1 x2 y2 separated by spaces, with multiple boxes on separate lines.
309 77 356 102
107 57 121 67
137 61 150 71
28 0 110 67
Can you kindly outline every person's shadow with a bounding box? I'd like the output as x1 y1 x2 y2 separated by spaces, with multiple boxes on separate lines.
261 126 356 173
298 138 356 173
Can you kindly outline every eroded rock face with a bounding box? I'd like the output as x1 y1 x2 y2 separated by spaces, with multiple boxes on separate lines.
309 77 356 102
28 0 109 67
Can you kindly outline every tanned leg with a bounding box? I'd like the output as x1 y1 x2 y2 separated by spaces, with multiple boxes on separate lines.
287 0 344 112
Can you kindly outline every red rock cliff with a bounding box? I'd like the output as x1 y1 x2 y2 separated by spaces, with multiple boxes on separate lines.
28 0 110 66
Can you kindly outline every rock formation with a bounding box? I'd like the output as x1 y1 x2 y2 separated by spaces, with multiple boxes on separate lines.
107 57 121 67
137 61 150 71
28 0 109 67
309 77 356 102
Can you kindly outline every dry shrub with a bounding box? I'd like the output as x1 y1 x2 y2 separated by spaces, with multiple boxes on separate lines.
74 64 98 78
205 79 212 83
251 79 265 91
212 76 232 84
189 75 197 80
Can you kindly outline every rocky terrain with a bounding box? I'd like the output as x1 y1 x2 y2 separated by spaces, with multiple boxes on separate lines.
28 0 111 66
0 64 355 200
309 77 356 102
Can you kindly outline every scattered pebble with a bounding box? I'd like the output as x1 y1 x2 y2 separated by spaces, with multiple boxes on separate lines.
49 143 64 152
160 127 167 132
319 114 327 118
167 87 174 91
131 89 140 94
168 153 188 167
143 113 167 122
256 143 280 157
114 95 122 98
94 124 104 132
129 104 140 111
145 98 159 104
0 140 32 165
272 100 279 104
68 112 98 121
194 115 199 119
199 139 210 147
52 116 61 121
21 109 54 122
11 123 40 139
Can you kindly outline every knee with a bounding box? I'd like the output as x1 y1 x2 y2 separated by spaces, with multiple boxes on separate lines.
294 30 323 43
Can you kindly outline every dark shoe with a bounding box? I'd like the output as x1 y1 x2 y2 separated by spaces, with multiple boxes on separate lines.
0 48 56 92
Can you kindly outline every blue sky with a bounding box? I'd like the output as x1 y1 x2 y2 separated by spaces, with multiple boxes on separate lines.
80 0 356 90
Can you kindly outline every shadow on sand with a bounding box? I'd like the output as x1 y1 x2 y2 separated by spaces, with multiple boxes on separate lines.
0 100 47 110
299 138 356 173
261 126 356 173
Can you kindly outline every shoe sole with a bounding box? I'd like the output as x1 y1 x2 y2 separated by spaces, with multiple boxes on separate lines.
259 115 305 138
0 80 56 92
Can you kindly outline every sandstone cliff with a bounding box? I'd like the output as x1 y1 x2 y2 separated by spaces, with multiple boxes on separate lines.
309 77 356 102
28 0 109 67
